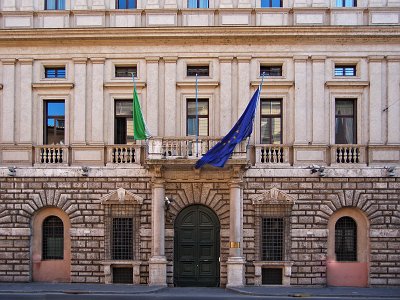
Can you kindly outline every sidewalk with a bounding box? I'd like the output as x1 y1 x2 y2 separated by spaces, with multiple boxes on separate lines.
0 282 399 298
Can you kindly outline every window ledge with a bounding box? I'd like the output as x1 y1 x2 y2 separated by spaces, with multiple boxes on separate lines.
102 260 141 284
32 82 74 89
176 80 219 88
103 81 146 88
251 80 294 87
254 261 293 286
325 80 369 87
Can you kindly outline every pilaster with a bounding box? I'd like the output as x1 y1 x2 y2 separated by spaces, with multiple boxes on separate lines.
386 56 400 145
294 56 308 145
19 59 33 145
146 57 160 136
219 57 233 136
368 56 384 145
1 59 16 145
311 56 326 145
237 56 251 121
90 58 105 145
164 57 178 136
72 58 87 145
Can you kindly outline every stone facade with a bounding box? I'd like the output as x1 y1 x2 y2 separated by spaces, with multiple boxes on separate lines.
0 0 399 288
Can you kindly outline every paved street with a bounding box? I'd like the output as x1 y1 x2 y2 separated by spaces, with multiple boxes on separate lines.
0 284 399 300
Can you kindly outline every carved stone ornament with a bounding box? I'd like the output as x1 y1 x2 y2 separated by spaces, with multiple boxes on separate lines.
252 187 295 206
101 188 143 205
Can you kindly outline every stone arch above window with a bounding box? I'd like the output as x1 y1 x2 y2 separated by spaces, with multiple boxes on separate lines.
101 188 143 205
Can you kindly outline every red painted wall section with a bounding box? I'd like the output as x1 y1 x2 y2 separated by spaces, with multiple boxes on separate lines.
327 261 368 287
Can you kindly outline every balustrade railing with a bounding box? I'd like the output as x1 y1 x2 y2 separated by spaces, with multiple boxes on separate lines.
331 145 366 164
35 146 68 165
255 145 290 165
106 145 141 164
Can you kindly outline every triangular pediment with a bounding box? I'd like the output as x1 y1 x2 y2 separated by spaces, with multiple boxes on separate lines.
101 188 143 205
252 187 295 205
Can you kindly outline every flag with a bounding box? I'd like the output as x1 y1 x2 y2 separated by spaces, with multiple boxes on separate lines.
195 87 260 169
133 85 151 140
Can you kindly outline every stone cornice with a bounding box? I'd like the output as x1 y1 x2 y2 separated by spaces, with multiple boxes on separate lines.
32 83 74 89
325 80 369 87
251 80 294 87
103 82 146 89
176 80 219 88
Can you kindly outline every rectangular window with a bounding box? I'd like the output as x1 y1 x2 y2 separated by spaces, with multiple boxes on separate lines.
334 65 356 77
44 101 65 145
45 67 66 79
116 0 137 9
187 65 209 77
261 0 282 7
261 99 282 144
115 66 137 78
188 0 209 8
113 267 134 284
260 65 283 77
115 100 134 144
187 99 209 136
335 99 356 144
336 0 356 7
262 268 283 285
45 0 65 10
261 217 284 261
112 218 133 260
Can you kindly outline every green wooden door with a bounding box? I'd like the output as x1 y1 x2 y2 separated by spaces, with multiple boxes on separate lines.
174 205 220 287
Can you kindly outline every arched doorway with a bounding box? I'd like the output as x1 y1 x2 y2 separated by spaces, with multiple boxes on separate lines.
32 207 71 282
174 205 220 287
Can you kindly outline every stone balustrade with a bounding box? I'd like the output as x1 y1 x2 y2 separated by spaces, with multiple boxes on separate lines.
106 145 141 165
255 144 290 166
35 145 69 165
331 144 366 165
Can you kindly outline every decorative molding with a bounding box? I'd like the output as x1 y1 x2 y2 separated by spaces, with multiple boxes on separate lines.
32 83 74 89
101 187 143 204
252 187 295 205
325 80 369 87
103 81 146 89
250 80 294 87
176 80 219 88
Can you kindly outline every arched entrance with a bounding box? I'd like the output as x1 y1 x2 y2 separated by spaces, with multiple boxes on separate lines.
174 205 220 287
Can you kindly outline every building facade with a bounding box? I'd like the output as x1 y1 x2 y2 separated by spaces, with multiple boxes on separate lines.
0 0 399 288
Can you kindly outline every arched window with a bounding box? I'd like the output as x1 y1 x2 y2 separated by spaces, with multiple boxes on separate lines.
335 216 357 261
42 216 64 260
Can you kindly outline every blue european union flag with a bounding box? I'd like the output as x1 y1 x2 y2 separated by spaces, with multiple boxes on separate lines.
195 88 260 169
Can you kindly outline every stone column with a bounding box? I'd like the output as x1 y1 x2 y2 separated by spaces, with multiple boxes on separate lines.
72 58 87 145
311 56 326 145
219 57 233 135
226 179 245 288
149 178 167 286
368 56 384 145
164 57 177 136
386 56 400 145
146 57 160 136
294 56 308 145
19 59 33 144
90 58 105 144
1 59 16 144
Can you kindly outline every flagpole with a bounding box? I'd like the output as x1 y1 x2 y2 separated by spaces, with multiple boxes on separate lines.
195 73 199 158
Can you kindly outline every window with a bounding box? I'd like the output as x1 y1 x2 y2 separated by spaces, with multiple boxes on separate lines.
187 65 209 77
42 216 64 260
261 0 282 8
260 65 282 77
261 99 282 144
113 267 133 283
335 99 356 144
335 65 356 77
336 0 356 7
188 0 209 8
45 67 66 79
335 217 357 261
187 99 209 136
45 0 65 10
44 101 65 145
115 66 137 78
115 100 134 144
261 217 284 261
116 0 137 9
112 218 133 260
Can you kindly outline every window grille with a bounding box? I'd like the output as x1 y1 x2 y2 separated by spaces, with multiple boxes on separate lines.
105 204 139 261
115 66 137 78
335 216 357 261
335 65 356 76
187 65 209 77
112 267 133 283
42 216 64 260
262 218 284 261
261 0 282 8
260 65 282 77
262 268 283 285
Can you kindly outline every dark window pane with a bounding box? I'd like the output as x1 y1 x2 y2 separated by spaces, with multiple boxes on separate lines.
115 66 137 77
115 100 134 144
262 268 283 285
112 218 133 260
260 65 282 76
45 101 65 145
261 218 284 261
117 0 137 8
187 100 209 136
335 217 357 261
187 65 209 77
42 216 64 260
335 100 356 144
113 267 133 283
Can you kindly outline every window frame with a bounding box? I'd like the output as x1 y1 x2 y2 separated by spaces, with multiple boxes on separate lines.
335 216 357 262
187 0 209 8
261 217 285 261
114 99 134 144
44 100 65 145
187 65 210 77
335 99 357 144
44 66 66 79
186 99 209 136
336 0 357 7
116 0 137 9
260 65 283 77
42 215 64 260
260 0 283 8
260 99 283 145
115 66 137 78
334 65 357 77
45 0 65 10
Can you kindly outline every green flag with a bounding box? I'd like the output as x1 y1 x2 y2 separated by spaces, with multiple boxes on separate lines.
133 85 151 140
